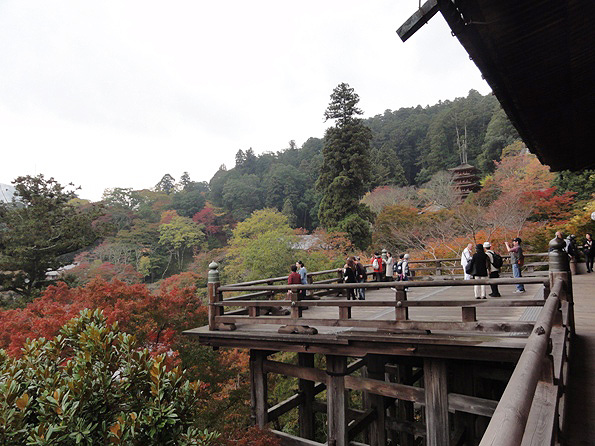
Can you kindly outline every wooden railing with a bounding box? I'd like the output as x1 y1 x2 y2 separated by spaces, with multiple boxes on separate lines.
208 275 549 334
479 273 572 446
408 252 549 278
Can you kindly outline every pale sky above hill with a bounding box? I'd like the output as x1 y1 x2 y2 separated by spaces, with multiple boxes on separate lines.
0 1 490 201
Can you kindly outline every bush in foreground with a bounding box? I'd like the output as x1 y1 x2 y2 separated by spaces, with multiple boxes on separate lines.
0 309 218 445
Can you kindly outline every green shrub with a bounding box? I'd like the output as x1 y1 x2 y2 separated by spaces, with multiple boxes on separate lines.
0 309 219 445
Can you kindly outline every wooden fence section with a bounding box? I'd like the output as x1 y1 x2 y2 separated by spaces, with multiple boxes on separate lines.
209 277 549 335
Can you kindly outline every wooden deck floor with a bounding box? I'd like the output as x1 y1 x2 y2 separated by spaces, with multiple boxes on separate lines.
563 273 595 445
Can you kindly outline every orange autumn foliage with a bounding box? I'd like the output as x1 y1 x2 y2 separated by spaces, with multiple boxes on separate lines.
0 278 207 357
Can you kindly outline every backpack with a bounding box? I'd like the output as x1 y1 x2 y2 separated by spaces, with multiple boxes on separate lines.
372 258 379 269
395 261 403 274
491 252 503 269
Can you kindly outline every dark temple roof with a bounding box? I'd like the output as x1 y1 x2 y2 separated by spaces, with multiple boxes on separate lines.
399 0 595 172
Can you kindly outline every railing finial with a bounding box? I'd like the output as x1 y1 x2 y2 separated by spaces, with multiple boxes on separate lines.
548 236 569 272
208 261 220 283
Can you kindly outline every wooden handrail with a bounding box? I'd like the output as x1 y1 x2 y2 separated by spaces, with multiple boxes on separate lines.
479 279 563 446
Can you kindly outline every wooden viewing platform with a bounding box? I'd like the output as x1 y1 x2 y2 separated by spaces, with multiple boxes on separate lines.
184 240 586 445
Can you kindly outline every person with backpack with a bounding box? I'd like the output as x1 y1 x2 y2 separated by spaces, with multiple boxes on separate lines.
483 241 502 297
394 254 404 281
371 252 384 282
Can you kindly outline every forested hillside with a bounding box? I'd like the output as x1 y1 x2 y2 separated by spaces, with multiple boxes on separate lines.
209 89 519 227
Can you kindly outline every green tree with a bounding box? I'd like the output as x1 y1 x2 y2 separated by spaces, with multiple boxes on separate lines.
159 216 205 274
0 175 99 298
225 209 297 282
172 189 206 218
0 309 219 445
155 174 176 195
317 83 373 249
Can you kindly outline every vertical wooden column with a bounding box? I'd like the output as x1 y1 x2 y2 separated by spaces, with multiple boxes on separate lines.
207 261 221 330
298 353 316 439
396 365 415 446
366 355 387 446
326 355 347 446
424 358 449 446
450 362 476 445
250 350 268 428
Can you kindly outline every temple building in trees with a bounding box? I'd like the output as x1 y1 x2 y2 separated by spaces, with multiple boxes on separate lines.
448 163 481 198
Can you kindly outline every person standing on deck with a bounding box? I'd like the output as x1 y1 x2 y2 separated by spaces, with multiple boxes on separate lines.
296 260 308 298
467 244 490 299
484 241 502 297
371 252 384 282
583 233 594 273
402 253 411 282
505 237 525 293
288 264 301 284
385 252 394 281
355 256 367 300
461 243 473 280
343 257 357 300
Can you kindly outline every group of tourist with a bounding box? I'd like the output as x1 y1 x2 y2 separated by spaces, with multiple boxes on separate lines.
287 260 308 298
287 231 594 302
370 252 411 282
461 238 524 299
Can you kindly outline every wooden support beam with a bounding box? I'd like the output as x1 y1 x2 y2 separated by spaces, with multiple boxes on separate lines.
299 353 316 439
347 408 376 440
250 350 268 428
344 375 425 404
398 0 440 42
386 416 426 438
271 429 326 446
327 355 348 446
217 315 535 334
395 288 408 320
263 359 327 383
448 393 498 418
366 355 387 446
424 358 450 446
268 392 304 421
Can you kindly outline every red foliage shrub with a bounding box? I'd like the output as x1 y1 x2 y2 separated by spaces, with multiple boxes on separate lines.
0 278 207 356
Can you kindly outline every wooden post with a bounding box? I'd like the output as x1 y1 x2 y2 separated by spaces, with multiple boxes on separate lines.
366 355 387 446
436 260 442 276
396 365 415 446
250 350 268 428
298 353 316 439
548 236 575 335
327 355 347 446
424 358 450 446
395 287 408 320
208 261 221 331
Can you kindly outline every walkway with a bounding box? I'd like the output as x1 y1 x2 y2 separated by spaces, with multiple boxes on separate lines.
563 273 595 445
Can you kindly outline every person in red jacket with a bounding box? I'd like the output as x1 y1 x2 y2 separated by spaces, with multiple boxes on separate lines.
288 264 301 284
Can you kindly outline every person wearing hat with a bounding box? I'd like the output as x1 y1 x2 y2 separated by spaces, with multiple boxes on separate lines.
505 237 525 293
484 241 502 297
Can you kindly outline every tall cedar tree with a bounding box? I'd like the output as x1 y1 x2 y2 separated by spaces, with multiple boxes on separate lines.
316 83 373 248
0 175 99 298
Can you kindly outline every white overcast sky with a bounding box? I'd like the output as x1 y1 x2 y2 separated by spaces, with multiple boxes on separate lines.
0 1 490 201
